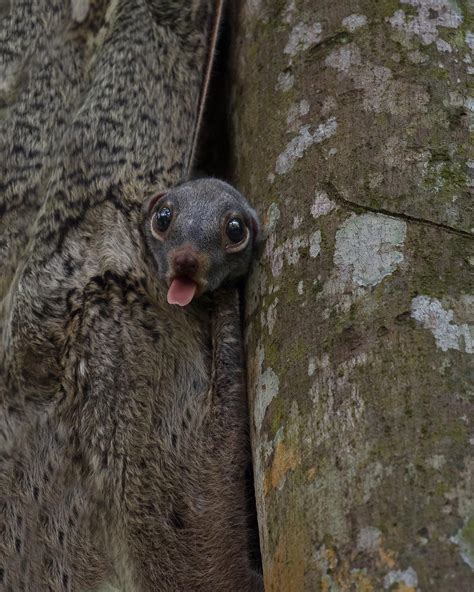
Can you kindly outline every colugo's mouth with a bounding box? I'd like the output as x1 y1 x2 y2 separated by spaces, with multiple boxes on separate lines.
167 276 199 307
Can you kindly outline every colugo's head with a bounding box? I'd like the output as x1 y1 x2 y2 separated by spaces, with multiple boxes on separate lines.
142 178 259 306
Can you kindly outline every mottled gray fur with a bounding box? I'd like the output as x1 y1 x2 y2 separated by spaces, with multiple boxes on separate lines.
0 1 262 590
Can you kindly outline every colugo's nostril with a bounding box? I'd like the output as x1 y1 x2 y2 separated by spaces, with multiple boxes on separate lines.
173 251 199 276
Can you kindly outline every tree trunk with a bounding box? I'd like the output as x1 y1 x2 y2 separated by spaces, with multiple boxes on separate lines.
231 1 473 590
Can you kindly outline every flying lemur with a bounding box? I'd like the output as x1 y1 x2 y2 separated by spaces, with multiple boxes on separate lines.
0 1 263 591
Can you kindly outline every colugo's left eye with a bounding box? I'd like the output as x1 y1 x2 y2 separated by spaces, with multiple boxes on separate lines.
154 206 173 232
226 217 245 243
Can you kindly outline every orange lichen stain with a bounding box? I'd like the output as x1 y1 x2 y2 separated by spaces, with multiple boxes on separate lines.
321 577 331 592
395 586 416 592
306 466 317 481
337 567 354 591
325 547 338 570
264 530 306 592
316 549 375 592
263 440 299 495
377 546 397 569
351 571 375 592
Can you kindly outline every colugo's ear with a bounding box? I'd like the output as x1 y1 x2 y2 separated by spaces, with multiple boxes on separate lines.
143 191 167 217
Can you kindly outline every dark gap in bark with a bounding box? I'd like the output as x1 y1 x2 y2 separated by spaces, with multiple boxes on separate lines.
191 1 263 579
191 5 232 180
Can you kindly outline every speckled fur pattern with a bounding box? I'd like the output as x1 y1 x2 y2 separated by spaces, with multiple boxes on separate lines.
0 1 262 590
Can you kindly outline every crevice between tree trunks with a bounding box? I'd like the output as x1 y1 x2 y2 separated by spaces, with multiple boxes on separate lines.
191 1 264 579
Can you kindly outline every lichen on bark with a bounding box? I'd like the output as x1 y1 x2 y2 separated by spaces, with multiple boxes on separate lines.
231 1 474 590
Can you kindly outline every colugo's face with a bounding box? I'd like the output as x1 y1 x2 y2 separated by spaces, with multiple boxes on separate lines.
142 179 259 306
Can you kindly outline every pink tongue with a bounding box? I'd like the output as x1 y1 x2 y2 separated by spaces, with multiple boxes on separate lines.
167 277 198 306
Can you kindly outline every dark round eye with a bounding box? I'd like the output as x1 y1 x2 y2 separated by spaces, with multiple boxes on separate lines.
226 217 245 243
154 206 172 232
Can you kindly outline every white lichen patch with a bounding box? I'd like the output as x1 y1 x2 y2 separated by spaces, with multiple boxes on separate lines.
284 21 322 56
411 296 474 353
325 43 429 115
362 461 389 503
266 202 281 234
308 353 367 440
276 71 295 92
308 357 316 376
285 235 308 266
357 526 382 552
467 31 474 51
283 0 296 24
276 118 337 175
268 283 280 296
311 189 336 217
265 234 284 277
266 298 279 336
368 172 384 189
71 0 90 23
383 567 418 589
309 230 322 258
408 49 429 64
265 229 321 276
292 214 303 229
426 454 447 470
342 14 368 33
334 214 407 287
358 65 393 112
360 67 429 115
298 280 304 295
436 38 453 53
254 346 280 432
445 203 461 225
245 0 262 16
388 0 463 47
380 135 431 178
451 517 474 570
325 44 362 73
286 99 310 131
446 90 464 107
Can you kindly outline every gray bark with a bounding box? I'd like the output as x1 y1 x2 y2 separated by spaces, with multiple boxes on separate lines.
231 1 474 590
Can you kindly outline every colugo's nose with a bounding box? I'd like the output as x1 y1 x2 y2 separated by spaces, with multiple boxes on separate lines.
172 250 199 276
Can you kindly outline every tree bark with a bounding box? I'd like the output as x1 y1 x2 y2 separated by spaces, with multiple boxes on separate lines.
231 1 474 590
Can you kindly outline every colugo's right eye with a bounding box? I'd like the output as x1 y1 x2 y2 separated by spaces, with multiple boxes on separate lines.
154 206 173 232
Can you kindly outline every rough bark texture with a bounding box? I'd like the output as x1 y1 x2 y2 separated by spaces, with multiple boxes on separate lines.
231 1 474 590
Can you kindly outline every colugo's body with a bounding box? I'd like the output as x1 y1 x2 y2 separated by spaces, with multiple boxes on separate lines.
0 1 261 590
